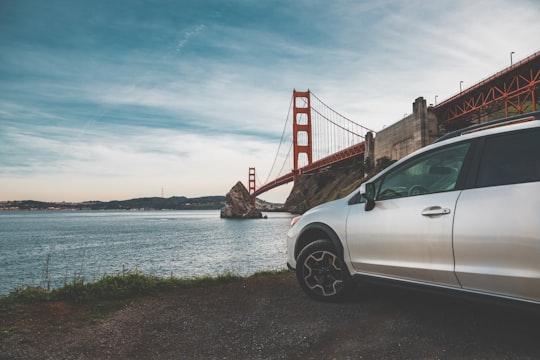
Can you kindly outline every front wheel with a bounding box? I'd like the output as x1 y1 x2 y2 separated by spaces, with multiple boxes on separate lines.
295 240 352 302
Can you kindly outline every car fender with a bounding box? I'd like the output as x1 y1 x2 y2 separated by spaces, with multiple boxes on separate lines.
294 222 345 262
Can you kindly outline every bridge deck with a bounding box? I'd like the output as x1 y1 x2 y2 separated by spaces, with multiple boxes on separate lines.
252 141 365 198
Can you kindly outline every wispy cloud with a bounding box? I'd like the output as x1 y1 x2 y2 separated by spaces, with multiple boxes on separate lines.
176 24 206 52
1 0 539 202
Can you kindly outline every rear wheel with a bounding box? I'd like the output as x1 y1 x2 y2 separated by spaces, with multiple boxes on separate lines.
295 240 352 302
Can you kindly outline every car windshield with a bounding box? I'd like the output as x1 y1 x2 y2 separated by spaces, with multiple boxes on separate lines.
375 142 470 200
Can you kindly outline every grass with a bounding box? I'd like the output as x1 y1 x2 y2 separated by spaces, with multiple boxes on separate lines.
0 269 291 340
0 269 289 306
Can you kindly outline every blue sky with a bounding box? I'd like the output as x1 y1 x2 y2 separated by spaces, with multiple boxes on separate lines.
1 0 539 203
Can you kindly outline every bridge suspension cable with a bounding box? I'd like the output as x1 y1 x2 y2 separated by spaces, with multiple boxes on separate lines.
310 92 373 136
261 96 294 185
305 91 373 165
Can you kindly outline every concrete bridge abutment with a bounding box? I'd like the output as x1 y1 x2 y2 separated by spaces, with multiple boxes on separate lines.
373 97 439 162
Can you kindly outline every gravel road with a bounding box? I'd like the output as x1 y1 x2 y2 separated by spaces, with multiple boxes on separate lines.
1 272 539 359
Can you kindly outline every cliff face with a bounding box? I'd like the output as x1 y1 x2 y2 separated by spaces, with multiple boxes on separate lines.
220 181 263 218
284 156 395 214
284 157 364 214
219 157 392 216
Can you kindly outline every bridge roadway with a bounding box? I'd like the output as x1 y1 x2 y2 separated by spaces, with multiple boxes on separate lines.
251 141 366 198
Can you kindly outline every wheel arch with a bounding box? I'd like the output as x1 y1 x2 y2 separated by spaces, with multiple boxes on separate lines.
294 222 345 261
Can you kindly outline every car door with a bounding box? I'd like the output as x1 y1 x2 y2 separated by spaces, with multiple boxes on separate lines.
346 142 471 286
453 129 540 302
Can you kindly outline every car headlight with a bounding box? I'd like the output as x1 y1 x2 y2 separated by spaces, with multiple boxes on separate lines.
290 216 301 227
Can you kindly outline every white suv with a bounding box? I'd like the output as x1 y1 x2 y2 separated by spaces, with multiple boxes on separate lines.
287 112 540 304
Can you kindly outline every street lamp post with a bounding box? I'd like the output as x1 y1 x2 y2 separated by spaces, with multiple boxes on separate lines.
460 81 463 93
510 51 515 66
435 95 438 105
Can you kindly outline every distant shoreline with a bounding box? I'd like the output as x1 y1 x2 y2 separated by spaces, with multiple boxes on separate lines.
0 196 285 212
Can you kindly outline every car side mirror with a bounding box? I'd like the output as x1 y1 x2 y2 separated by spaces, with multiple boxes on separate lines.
360 182 376 211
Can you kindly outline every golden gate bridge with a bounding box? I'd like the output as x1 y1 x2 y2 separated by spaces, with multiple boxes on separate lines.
249 90 374 198
250 51 540 199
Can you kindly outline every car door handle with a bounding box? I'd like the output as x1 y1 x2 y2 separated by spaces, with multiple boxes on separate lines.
421 206 451 216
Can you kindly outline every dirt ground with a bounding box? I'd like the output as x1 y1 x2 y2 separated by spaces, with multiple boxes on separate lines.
1 272 539 359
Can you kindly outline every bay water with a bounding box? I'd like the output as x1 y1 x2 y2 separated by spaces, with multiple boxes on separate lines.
0 210 295 296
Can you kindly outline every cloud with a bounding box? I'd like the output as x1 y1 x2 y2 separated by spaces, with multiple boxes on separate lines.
1 0 539 202
0 119 283 200
176 24 206 52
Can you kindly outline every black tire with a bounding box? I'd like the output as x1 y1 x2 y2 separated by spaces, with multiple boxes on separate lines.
295 239 352 302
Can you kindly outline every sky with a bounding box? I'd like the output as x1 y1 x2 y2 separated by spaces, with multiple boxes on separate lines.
1 0 539 203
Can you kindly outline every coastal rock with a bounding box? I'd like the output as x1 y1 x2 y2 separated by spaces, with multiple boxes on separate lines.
220 181 263 219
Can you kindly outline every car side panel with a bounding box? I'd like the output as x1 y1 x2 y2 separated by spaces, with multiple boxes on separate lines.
345 191 461 286
453 182 540 302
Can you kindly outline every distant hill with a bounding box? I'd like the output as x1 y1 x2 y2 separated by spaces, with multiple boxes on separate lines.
1 196 227 211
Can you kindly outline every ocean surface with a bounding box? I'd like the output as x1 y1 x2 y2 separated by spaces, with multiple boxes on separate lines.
0 210 295 296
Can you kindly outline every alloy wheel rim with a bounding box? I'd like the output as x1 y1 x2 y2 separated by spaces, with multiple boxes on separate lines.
303 250 343 297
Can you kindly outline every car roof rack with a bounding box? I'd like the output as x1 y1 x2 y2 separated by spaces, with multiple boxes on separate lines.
435 111 540 143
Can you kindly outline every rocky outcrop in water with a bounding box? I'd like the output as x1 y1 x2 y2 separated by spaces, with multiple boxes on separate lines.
220 181 263 218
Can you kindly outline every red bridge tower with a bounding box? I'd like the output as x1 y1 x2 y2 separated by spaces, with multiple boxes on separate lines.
292 90 313 179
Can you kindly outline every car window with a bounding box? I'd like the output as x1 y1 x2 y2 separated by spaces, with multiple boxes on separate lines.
476 129 540 187
376 142 470 200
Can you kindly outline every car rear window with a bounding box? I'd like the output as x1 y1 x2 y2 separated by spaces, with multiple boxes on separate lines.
476 129 540 187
